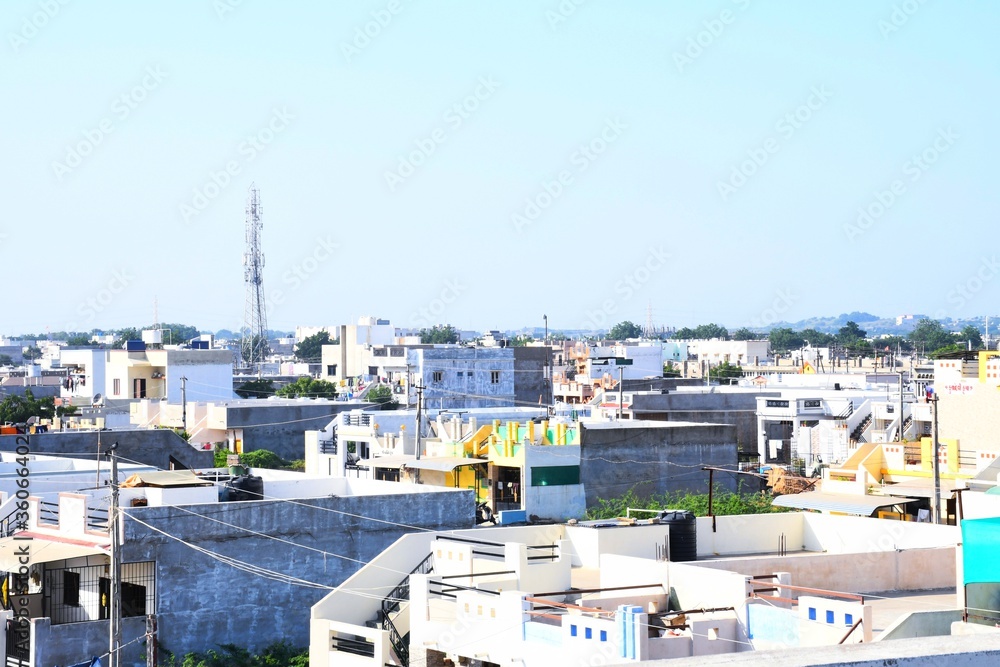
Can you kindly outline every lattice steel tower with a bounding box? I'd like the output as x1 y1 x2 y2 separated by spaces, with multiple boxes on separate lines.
240 184 269 370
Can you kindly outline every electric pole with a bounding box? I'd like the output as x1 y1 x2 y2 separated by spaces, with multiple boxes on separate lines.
931 392 942 524
180 376 188 433
414 382 424 484
107 442 122 667
617 365 624 421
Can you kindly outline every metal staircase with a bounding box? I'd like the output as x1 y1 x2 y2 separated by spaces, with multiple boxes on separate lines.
851 413 872 443
376 552 434 666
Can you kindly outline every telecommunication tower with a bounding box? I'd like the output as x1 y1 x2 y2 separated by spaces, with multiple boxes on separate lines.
240 184 269 370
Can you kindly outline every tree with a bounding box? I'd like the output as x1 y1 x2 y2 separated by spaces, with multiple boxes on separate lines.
909 319 955 354
768 328 805 353
420 325 459 344
709 361 743 384
731 327 761 341
608 321 642 340
674 323 728 340
0 354 12 366
240 334 271 364
509 335 534 347
0 389 54 424
836 321 867 347
663 361 680 377
294 331 332 362
22 346 41 361
235 379 276 399
275 376 338 399
958 325 984 349
112 327 141 349
799 329 834 347
65 333 94 346
367 384 399 410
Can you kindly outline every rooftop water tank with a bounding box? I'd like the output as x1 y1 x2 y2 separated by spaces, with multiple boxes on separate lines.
658 509 697 562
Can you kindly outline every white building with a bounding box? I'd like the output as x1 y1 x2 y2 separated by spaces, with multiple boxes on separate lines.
105 344 233 403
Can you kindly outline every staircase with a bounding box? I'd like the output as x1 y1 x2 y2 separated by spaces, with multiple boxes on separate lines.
851 413 873 444
372 552 434 666
901 415 914 440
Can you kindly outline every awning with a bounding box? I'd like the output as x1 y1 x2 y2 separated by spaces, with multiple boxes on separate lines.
0 533 109 570
403 457 488 473
772 492 918 516
356 455 415 469
121 470 213 488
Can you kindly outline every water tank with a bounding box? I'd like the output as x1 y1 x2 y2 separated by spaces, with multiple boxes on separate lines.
658 510 697 562
227 475 264 501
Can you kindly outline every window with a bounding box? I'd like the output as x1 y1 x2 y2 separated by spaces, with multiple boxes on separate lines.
390 347 404 357
531 466 580 486
372 348 387 357
766 400 789 408
845 613 854 626
570 624 578 637
327 364 337 376
433 371 443 383
808 607 817 621
368 366 378 376
803 399 821 408
599 630 607 642
490 370 500 384
63 571 80 607
113 378 121 396
826 610 834 624
132 378 146 399
585 627 592 639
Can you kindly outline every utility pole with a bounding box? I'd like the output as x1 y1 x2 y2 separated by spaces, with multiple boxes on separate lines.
413 382 424 484
180 376 188 433
107 442 122 667
897 372 904 442
617 365 624 421
931 392 942 524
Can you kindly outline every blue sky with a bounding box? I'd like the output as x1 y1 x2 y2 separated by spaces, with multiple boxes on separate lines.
2 1 997 335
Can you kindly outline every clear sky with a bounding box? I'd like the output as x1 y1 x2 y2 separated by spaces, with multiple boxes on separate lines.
2 1 997 336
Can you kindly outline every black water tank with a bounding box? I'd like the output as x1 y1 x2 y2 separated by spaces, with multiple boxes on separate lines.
227 475 264 502
659 510 697 562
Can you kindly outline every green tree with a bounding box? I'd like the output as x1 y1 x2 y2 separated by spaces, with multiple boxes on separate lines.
663 361 680 377
836 321 867 347
112 327 141 348
275 376 338 399
909 319 955 354
65 333 94 346
731 327 760 341
294 330 333 362
235 378 277 399
693 323 729 339
709 361 743 384
22 346 41 361
240 334 271 364
0 389 54 423
608 321 643 340
0 354 12 366
799 328 835 347
768 328 805 353
419 325 459 344
587 486 786 520
509 334 534 346
367 384 399 410
158 323 200 344
958 324 984 349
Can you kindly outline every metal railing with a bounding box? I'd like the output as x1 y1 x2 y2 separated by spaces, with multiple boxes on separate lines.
0 507 25 539
319 438 337 455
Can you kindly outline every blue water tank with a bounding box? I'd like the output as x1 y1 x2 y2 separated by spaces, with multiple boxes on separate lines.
124 340 146 351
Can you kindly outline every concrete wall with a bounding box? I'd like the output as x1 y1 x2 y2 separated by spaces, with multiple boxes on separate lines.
32 616 146 667
224 401 364 460
0 429 213 470
513 346 551 407
122 488 474 658
579 422 737 506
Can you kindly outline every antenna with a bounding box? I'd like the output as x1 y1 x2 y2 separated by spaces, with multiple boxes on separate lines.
240 184 269 373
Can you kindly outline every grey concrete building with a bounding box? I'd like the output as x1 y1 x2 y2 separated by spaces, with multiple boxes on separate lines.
0 429 213 470
579 420 738 505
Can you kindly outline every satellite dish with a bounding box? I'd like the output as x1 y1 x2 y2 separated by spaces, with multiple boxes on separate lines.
92 393 103 406
26 416 38 425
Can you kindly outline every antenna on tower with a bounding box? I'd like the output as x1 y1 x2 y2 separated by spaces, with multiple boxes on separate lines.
643 301 655 339
240 184 269 373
